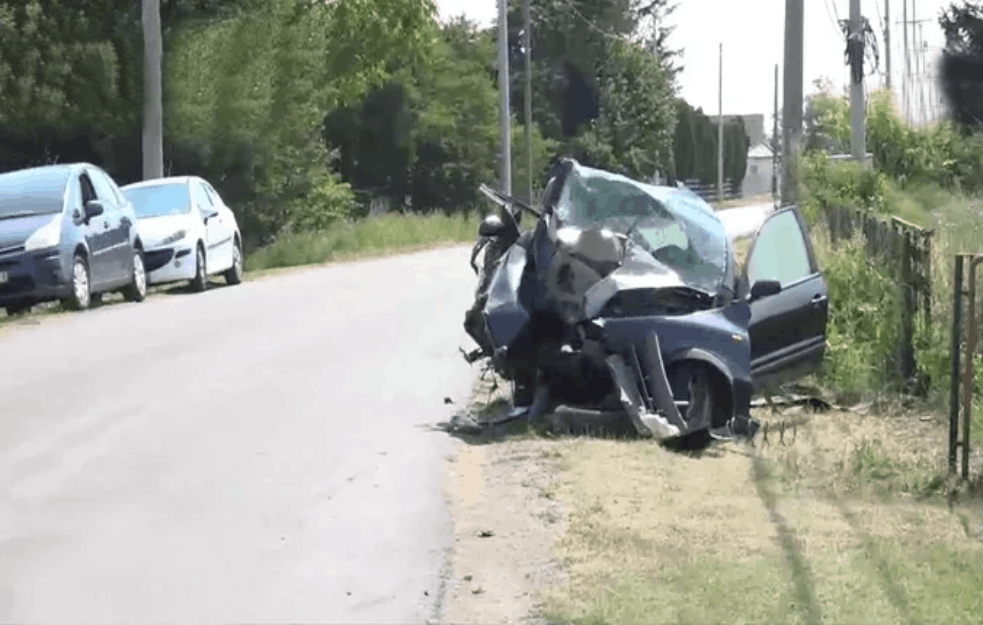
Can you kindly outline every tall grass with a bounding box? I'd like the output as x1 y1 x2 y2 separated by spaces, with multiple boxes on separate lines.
244 210 483 271
809 222 904 403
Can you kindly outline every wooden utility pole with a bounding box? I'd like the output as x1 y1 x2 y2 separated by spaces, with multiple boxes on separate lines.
884 0 891 91
717 42 724 202
781 0 803 207
849 0 865 163
497 0 511 194
523 0 533 204
772 63 779 199
142 0 163 180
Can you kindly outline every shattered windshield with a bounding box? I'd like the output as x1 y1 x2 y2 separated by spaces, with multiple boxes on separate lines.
554 165 729 292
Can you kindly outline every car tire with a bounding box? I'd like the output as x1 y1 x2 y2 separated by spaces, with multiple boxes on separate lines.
190 243 207 293
667 361 717 442
62 254 91 311
122 248 147 302
90 293 103 307
224 237 243 285
4 302 31 316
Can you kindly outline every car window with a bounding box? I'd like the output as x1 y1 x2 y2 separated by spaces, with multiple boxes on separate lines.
79 173 98 205
87 169 119 208
192 181 214 217
203 182 222 206
747 210 813 287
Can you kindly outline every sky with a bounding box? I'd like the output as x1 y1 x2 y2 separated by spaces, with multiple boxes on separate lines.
432 0 955 132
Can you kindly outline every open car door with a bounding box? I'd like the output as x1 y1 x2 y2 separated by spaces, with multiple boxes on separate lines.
742 206 829 395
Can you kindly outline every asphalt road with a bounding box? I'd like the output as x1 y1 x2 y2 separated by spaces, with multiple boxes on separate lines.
716 201 776 239
0 247 477 623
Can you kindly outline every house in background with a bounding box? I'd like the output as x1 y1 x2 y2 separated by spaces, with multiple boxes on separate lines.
742 142 776 197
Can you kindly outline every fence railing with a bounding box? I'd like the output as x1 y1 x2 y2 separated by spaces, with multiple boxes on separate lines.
824 205 935 387
677 179 744 202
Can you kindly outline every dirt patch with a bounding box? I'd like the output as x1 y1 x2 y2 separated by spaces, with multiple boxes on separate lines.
438 373 570 625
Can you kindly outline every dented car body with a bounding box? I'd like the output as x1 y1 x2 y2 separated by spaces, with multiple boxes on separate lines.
463 158 830 441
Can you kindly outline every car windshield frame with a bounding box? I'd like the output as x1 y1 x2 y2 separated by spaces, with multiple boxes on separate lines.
0 167 71 219
123 182 193 219
553 164 730 293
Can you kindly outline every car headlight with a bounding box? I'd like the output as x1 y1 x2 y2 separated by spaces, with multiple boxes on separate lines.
157 230 187 247
24 218 61 252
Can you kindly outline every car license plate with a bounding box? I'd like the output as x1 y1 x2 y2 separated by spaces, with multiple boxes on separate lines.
0 271 7 285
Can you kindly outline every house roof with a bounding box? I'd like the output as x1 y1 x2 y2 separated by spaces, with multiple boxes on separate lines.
747 143 773 159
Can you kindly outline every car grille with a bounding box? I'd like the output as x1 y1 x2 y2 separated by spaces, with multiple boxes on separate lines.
144 249 175 273
0 275 34 296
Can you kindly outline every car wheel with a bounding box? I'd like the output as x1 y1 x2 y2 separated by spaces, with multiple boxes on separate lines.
123 248 147 302
667 361 717 439
62 254 91 311
4 302 31 316
190 243 207 292
224 237 243 285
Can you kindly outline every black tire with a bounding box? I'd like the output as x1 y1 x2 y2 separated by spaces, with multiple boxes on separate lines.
122 247 147 302
668 361 717 430
4 302 31 316
190 243 207 292
224 237 243 285
62 254 91 311
90 293 103 307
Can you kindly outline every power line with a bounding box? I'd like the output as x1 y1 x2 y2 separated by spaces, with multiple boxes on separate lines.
824 0 845 39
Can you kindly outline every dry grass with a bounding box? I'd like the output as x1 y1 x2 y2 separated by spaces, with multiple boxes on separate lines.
534 405 983 625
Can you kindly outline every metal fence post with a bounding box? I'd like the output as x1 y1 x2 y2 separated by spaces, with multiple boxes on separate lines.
950 254 964 475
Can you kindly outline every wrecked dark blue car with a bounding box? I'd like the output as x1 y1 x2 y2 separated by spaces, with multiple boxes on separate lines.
463 158 830 441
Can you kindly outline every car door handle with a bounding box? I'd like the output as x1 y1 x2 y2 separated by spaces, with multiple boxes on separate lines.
811 294 828 306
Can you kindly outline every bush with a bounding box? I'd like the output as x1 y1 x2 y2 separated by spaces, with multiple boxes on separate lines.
810 223 904 402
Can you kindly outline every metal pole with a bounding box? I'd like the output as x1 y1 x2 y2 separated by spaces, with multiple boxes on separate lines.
884 0 891 91
781 0 803 207
772 63 779 199
523 0 533 204
903 0 909 122
497 0 512 195
849 0 865 164
717 42 724 202
142 0 163 180
963 256 983 480
949 254 964 475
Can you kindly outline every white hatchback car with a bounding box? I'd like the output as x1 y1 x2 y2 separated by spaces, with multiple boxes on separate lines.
121 176 243 291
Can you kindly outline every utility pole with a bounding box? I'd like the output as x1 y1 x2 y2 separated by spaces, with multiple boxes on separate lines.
781 0 803 207
717 42 724 203
884 0 891 91
903 0 909 122
142 0 163 180
523 0 533 204
772 63 779 200
849 0 865 163
497 0 512 195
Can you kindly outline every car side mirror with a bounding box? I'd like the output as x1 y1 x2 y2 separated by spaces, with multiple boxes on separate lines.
84 200 104 220
749 279 782 302
204 210 219 223
479 214 506 238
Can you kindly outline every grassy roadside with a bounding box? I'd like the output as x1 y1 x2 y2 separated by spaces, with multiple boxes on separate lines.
441 374 983 625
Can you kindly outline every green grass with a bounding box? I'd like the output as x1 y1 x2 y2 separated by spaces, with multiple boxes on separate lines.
243 211 483 272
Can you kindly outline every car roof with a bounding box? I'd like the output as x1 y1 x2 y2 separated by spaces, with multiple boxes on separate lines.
121 176 197 191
